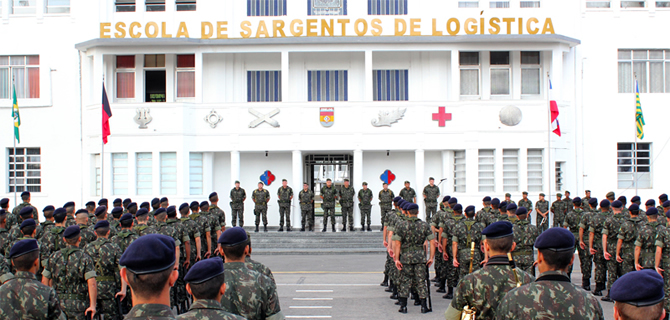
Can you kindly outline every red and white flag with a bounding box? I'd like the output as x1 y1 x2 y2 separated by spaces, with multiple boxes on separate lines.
102 83 112 144
550 80 561 137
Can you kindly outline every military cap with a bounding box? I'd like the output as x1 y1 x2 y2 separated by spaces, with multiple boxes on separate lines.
209 192 218 199
98 198 108 206
646 199 656 206
534 227 574 252
402 202 412 211
94 206 107 217
179 203 189 211
465 205 475 213
94 220 110 230
136 208 149 217
665 201 670 208
606 191 615 199
43 205 55 212
429 177 435 181
610 269 664 307
235 180 240 184
491 198 500 206
218 227 248 246
572 197 582 204
515 207 527 216
63 201 75 208
9 239 39 259
442 196 451 203
127 202 137 210
64 225 81 239
342 179 348 182
506 203 518 212
0 198 9 207
482 221 514 239
303 182 309 185
86 201 95 207
185 258 225 284
505 193 511 197
629 204 640 212
500 201 508 211
661 194 669 201
20 191 30 198
362 182 368 186
482 196 491 202
120 234 176 275
326 179 331 182
522 191 528 195
600 199 611 208
113 198 122 204
556 193 562 197
160 197 169 203
75 209 88 216
647 207 659 216
151 198 160 206
140 202 150 209
166 206 177 216
153 208 167 216
448 197 458 204
20 218 35 229
111 207 123 216
539 193 545 197
120 213 133 222
53 208 67 219
565 191 570 195
618 196 627 204
393 196 402 204
589 198 598 206
404 180 410 184
199 201 209 208
453 204 463 212
407 203 419 211
631 196 641 203
19 206 34 217
190 201 199 209
123 198 132 205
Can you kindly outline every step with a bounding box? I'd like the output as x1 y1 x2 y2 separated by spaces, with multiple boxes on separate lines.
250 247 387 255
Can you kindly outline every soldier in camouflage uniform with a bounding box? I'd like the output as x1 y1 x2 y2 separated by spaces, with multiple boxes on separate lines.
320 179 338 232
0 239 62 319
42 225 97 320
41 205 56 236
497 227 604 320
379 183 395 230
0 198 10 229
392 202 435 314
565 197 592 289
218 227 283 319
298 183 315 231
518 191 533 221
83 221 122 320
190 202 214 260
616 203 644 277
430 198 448 291
582 190 592 212
422 178 440 225
85 201 97 227
110 213 138 314
399 181 417 203
551 193 567 228
635 207 663 270
9 206 44 242
563 190 572 212
209 192 226 234
200 201 222 258
654 209 670 316
445 221 534 320
277 179 294 232
88 206 116 239
179 258 245 320
133 208 157 236
440 199 461 299
475 196 495 228
535 193 549 233
229 181 246 227
588 199 612 296
0 210 12 255
178 203 202 267
449 205 484 280
339 179 355 232
245 234 275 283
5 219 49 276
75 210 97 248
358 182 373 231
63 202 77 227
109 207 123 233
383 198 403 296
602 200 626 301
155 206 184 310
10 191 38 230
511 207 539 276
39 208 68 268
252 182 271 233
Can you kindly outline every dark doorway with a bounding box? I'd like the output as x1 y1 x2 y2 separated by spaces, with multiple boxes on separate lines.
145 70 166 102
304 154 352 217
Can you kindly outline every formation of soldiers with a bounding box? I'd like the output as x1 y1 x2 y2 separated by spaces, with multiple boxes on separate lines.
0 191 282 320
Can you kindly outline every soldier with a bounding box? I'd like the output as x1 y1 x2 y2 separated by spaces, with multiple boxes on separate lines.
504 193 514 205
62 202 76 227
422 177 440 224
616 204 644 276
0 239 62 319
518 191 533 218
39 208 67 267
179 258 245 320
551 193 566 228
431 197 449 292
10 191 38 230
190 203 214 259
602 200 626 302
149 197 160 215
606 191 616 203
200 201 222 258
277 179 294 232
112 198 123 210
379 183 395 230
610 269 666 320
655 210 670 316
160 197 170 209
490 198 501 218
111 213 138 254
383 198 403 297
497 227 604 320
122 198 132 213
563 190 573 210
83 221 122 320
10 206 44 242
75 209 97 248
155 206 183 310
475 196 494 228
392 203 435 313
320 179 338 233
229 181 246 227
339 179 355 232
583 190 592 212
566 197 592 289
440 201 461 299
659 194 668 213
209 192 226 234
88 206 116 239
449 205 484 280
298 182 315 232
119 234 179 319
445 221 534 320
85 201 96 225
41 205 56 236
635 207 663 270
217 227 283 319
440 195 451 212
178 203 202 267
42 225 97 319
109 207 123 232
659 200 670 226
0 210 10 256
630 196 646 220
133 208 157 236
535 193 549 232
511 207 539 276
399 181 417 203
252 182 271 233
619 196 630 217
0 198 9 221
579 197 599 290
358 182 373 232
589 199 612 296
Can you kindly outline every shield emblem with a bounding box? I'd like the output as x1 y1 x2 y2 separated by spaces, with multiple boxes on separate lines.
320 107 334 127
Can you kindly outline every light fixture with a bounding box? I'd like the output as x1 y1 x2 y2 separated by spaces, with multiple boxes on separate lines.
265 151 268 157
387 150 390 157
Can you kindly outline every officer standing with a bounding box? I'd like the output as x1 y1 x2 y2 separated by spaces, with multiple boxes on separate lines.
83 220 122 320
422 177 440 224
504 193 515 205
602 200 626 302
320 179 338 233
229 181 246 227
511 207 539 276
535 193 549 232
563 191 573 211
379 183 395 231
582 190 592 212
589 199 612 296
616 204 644 275
551 193 566 228
635 207 662 270
298 183 315 232
252 182 271 233
497 228 604 320
358 182 373 232
564 197 591 289
518 192 533 218
610 270 666 320
339 179 355 232
277 179 294 232
399 181 417 203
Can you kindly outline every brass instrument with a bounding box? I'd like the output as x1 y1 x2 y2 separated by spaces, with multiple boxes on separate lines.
461 242 478 320
507 252 522 287
468 242 475 274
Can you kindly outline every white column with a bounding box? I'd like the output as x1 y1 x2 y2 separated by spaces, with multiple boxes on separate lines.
195 51 204 103
281 51 290 102
103 152 113 199
353 149 363 222
230 151 240 189
128 152 137 196
292 150 303 225
36 0 44 21
177 151 188 198
204 152 214 195
364 50 373 101
442 150 453 195
481 51 491 100
415 149 425 219
551 49 564 100
134 54 143 103
511 51 522 99
153 151 161 196
450 50 460 101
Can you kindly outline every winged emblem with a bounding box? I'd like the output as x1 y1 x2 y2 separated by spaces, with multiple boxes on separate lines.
371 108 406 127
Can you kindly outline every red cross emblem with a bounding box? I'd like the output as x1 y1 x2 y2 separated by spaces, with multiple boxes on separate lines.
432 107 452 127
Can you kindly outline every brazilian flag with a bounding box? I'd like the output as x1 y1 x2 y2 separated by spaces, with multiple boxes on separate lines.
11 84 20 143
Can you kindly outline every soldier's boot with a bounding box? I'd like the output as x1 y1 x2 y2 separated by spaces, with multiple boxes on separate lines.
361 224 365 231
420 299 431 313
278 227 284 232
385 280 394 292
287 226 292 232
255 225 259 233
389 287 398 300
332 225 336 232
593 283 605 296
436 279 446 293
349 226 354 232
380 274 389 287
443 287 454 299
398 298 408 314
412 292 421 305
601 290 612 302
300 226 306 232
322 225 327 232
367 225 372 232
582 279 591 291
341 226 347 232
264 225 268 232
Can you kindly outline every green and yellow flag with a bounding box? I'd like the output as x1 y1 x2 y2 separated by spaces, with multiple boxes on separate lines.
635 80 645 140
11 83 20 143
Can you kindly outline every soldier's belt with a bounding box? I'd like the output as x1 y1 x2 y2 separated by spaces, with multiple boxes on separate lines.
58 293 87 301
96 275 116 282
511 250 533 256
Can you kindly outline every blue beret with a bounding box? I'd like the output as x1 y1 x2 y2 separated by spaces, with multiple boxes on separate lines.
75 209 88 216
572 197 581 204
482 196 491 202
111 207 124 216
453 204 463 212
589 198 598 206
535 227 574 251
0 198 9 206
491 198 500 206
184 258 225 284
190 201 199 208
631 196 641 203
209 192 218 199
63 201 75 208
179 203 189 211
664 201 670 208
140 202 150 209
166 206 177 216
19 206 34 217
120 234 176 275
86 201 95 207
218 227 249 246
113 198 122 204
629 204 639 212
127 202 137 210
9 239 39 259
407 203 419 211
516 207 527 216
618 196 627 203
465 205 475 213
136 208 149 217
448 197 458 204
611 200 623 208
611 269 664 307
506 203 517 212
441 196 450 203
123 198 132 205
402 202 412 210
20 191 30 197
95 206 107 216
43 205 55 212
600 200 610 208
120 213 134 222
154 208 167 216
661 194 669 201
20 218 35 229
94 220 110 229
151 198 160 206
482 221 514 239
647 207 659 216
53 207 66 217
98 198 108 205
160 197 169 203
393 197 402 203
199 201 209 208
64 225 81 239
500 201 507 210
646 199 656 206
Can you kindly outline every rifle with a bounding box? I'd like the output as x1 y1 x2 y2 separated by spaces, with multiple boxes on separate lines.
425 264 432 312
172 287 181 314
461 243 477 320
116 296 123 318
468 242 475 274
507 253 522 287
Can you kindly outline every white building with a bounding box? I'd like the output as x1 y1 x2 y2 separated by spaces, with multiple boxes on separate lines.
0 0 667 226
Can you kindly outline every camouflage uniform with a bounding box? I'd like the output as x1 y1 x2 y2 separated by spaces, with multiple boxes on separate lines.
512 218 539 276
399 187 417 203
378 189 395 226
88 221 116 239
431 209 448 286
229 187 246 227
358 188 373 228
220 262 283 320
0 255 10 283
5 236 49 276
551 199 567 228
0 271 62 319
10 202 38 229
78 224 97 248
617 216 644 274
177 299 245 320
392 216 434 300
582 197 592 212
497 271 604 320
385 209 403 288
277 186 294 230
565 207 592 282
588 210 611 288
440 215 461 288
39 226 67 267
209 204 226 231
125 304 176 319
191 212 214 258
445 255 534 320
475 207 495 228
602 213 625 289
65 215 76 227
535 200 549 233
655 226 670 314
0 227 12 255
83 237 122 320
201 211 221 255
339 185 355 230
245 256 275 283
518 199 533 214
298 189 315 230
252 188 271 227
133 223 156 237
320 186 338 228
8 221 43 242
179 216 201 266
449 217 484 277
422 184 440 224
110 229 138 253
635 219 664 269
42 245 97 320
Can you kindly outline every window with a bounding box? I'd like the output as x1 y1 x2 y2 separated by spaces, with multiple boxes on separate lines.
621 0 645 7
112 153 128 195
8 148 41 193
176 0 196 11
618 143 651 189
94 154 101 197
502 149 518 192
520 0 540 7
176 54 195 98
160 152 177 195
460 52 480 96
12 0 35 14
136 152 152 196
247 71 282 102
308 0 347 15
368 0 407 14
189 153 203 195
453 150 466 193
478 149 495 192
308 70 348 101
115 0 135 12
527 149 543 192
248 0 286 16
145 54 166 102
490 0 510 8
146 0 165 11
658 0 670 7
373 69 408 101
555 161 564 192
116 55 135 99
521 51 541 95
45 0 70 13
618 49 670 93
490 51 510 95
0 56 39 99
459 0 478 7
586 0 610 7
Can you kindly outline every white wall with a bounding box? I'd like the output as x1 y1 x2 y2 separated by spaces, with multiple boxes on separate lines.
239 151 292 225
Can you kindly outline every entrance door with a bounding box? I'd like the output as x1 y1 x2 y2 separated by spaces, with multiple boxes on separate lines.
304 154 353 217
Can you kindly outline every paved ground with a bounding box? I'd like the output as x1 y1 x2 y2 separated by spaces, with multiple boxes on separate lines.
252 253 615 320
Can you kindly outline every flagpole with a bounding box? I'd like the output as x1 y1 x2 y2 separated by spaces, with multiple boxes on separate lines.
546 72 552 227
101 76 105 199
11 66 16 206
634 77 638 196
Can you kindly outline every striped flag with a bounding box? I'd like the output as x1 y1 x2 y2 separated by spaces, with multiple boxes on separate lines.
102 83 112 144
550 80 561 137
11 83 20 143
635 80 645 139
